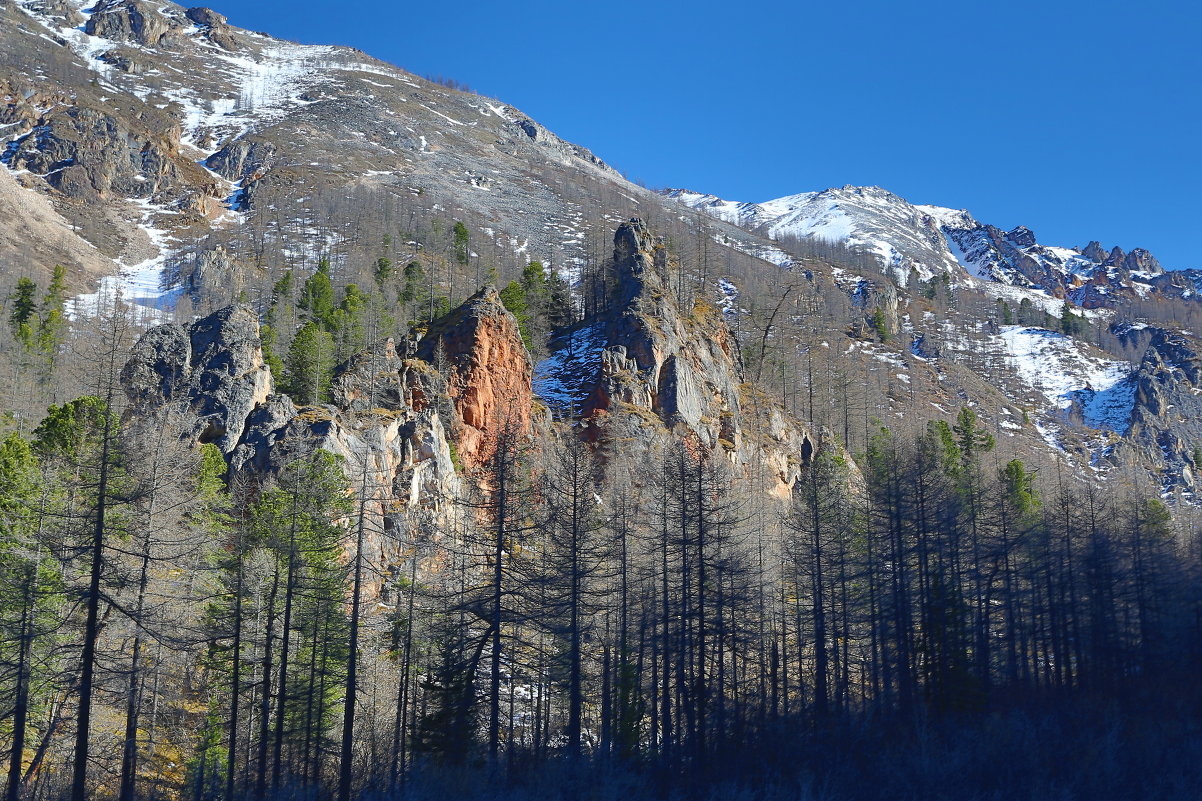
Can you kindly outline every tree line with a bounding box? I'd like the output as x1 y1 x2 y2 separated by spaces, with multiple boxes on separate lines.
4 344 1199 799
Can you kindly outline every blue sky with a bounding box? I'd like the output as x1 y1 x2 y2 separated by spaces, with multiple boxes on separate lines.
206 0 1199 268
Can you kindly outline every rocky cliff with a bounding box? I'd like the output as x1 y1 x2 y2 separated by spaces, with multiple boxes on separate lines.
536 218 823 499
1109 327 1202 495
413 286 535 469
122 217 833 524
122 305 462 539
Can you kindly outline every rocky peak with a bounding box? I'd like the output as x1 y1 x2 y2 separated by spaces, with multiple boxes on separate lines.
415 286 534 468
1123 248 1163 275
121 304 463 532
1104 245 1127 266
185 6 226 26
1006 225 1037 247
556 220 820 497
1081 240 1108 262
183 6 237 50
611 217 664 302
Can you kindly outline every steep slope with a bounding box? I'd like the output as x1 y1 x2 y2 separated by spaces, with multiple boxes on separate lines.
0 0 654 313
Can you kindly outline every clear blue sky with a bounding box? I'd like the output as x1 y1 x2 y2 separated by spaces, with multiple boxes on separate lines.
206 0 1199 269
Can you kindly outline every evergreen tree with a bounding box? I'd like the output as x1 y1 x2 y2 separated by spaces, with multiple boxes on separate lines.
374 257 394 288
286 322 336 404
0 433 64 801
37 265 67 356
7 278 37 346
299 259 336 329
452 221 470 265
1060 301 1085 336
330 284 368 363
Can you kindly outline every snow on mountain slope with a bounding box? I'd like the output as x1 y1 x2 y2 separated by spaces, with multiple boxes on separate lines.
666 186 966 283
533 323 608 413
665 185 1190 312
68 199 183 321
996 326 1135 434
3 0 648 315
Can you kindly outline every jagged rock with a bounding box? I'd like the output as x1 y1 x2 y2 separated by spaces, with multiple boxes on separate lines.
19 0 84 27
1123 248 1163 275
3 102 207 202
1007 225 1037 248
1110 328 1202 491
97 47 153 75
852 279 900 336
577 218 743 441
550 218 824 496
85 0 178 47
122 304 273 453
185 6 227 27
1082 241 1108 262
227 393 296 473
123 303 465 546
206 139 276 183
415 286 534 468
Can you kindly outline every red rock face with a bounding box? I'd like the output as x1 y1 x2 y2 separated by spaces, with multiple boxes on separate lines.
417 287 533 469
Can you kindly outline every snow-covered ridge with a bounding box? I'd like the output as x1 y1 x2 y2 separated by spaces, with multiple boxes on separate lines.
665 185 971 283
664 183 1195 315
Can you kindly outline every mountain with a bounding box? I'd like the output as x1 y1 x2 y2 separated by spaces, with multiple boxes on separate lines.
4 4 1202 800
663 184 1202 308
4 0 1202 501
0 0 654 316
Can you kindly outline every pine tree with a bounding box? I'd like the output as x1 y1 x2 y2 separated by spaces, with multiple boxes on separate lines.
452 221 470 265
285 322 336 404
0 433 64 801
7 278 37 346
37 265 67 356
299 259 336 329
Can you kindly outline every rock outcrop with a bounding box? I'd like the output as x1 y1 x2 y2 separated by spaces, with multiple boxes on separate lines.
0 81 217 207
1109 328 1202 493
583 219 743 440
122 304 273 453
543 218 822 498
414 286 534 469
184 7 239 50
122 303 466 554
120 282 540 503
85 0 178 47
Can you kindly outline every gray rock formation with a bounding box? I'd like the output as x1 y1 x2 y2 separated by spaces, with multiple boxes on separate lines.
121 303 465 535
1110 328 1202 493
86 0 180 48
558 219 823 498
122 304 273 453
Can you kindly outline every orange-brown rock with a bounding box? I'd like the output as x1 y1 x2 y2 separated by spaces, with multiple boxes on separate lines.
416 286 534 469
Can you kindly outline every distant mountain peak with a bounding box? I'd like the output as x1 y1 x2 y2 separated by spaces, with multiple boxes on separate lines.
663 184 1195 308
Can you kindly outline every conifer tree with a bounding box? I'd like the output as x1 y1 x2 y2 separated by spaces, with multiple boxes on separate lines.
286 322 336 404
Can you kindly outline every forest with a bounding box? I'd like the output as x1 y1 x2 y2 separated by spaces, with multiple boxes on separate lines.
2 212 1202 801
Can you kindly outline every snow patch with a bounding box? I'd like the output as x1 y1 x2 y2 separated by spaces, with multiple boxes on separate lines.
533 323 608 413
996 326 1134 433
